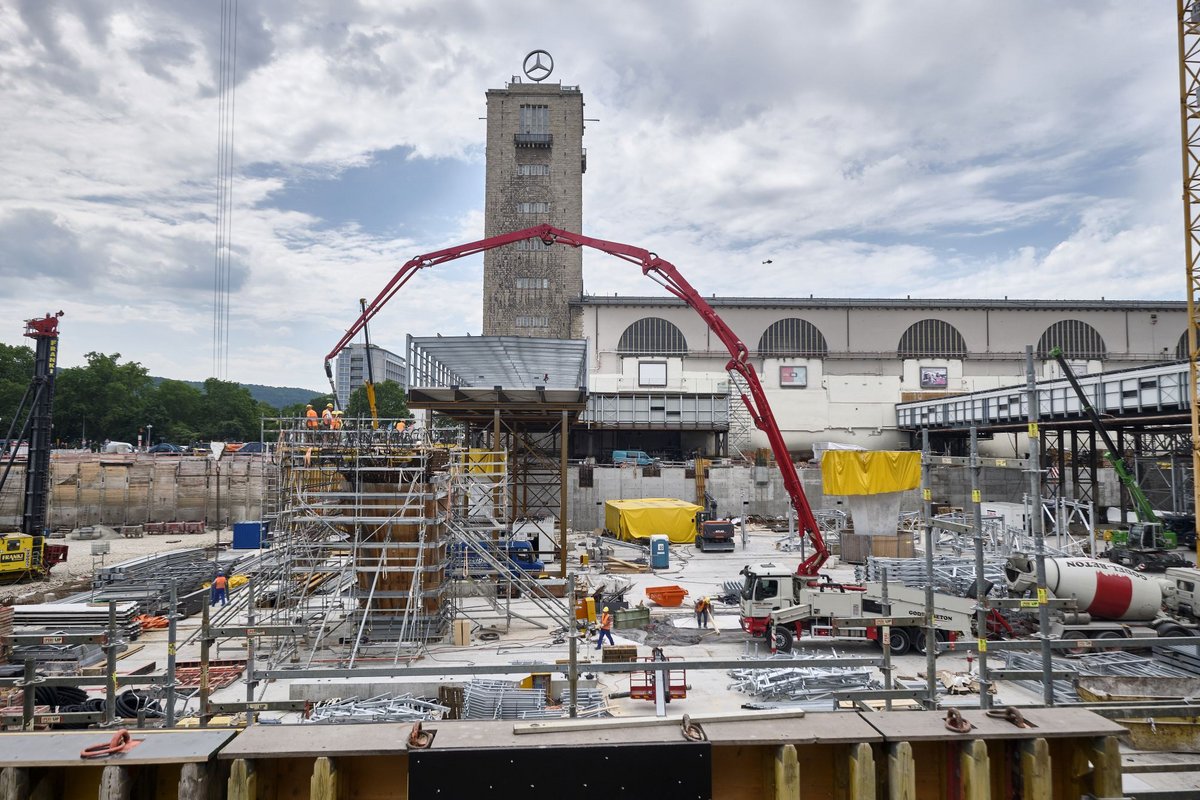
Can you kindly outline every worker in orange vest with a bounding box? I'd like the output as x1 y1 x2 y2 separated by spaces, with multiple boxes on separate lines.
322 403 335 427
694 596 711 629
305 404 319 429
211 571 229 606
330 410 343 430
595 606 615 649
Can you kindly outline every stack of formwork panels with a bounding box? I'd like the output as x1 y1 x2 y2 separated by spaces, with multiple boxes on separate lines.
353 476 450 641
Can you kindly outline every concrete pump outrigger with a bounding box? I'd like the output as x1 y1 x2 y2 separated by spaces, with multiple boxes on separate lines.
322 224 829 575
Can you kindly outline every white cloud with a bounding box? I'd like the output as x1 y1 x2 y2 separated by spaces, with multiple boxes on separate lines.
0 0 1186 390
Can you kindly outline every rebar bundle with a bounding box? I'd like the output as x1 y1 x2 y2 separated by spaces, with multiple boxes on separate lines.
998 649 1195 703
727 653 879 702
856 556 1007 598
304 693 449 724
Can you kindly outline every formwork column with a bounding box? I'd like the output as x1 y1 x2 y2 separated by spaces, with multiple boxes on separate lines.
560 409 569 579
773 743 799 800
848 742 876 800
98 765 131 800
311 757 340 800
228 759 256 800
0 768 28 800
1090 736 1121 799
1019 738 1051 800
886 742 915 800
179 763 212 800
959 739 990 800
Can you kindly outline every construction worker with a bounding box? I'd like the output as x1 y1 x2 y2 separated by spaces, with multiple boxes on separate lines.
211 571 229 607
394 420 406 433
305 404 319 429
322 403 335 427
330 410 343 430
694 596 711 629
595 606 615 649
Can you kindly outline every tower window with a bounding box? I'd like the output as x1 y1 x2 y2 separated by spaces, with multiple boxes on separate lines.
515 315 549 328
516 238 550 251
515 277 550 289
519 105 549 134
517 202 549 214
517 164 550 176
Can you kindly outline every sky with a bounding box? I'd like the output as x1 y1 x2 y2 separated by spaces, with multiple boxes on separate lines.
0 1 1187 391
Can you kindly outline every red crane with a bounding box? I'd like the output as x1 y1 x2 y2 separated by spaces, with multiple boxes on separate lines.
324 225 829 575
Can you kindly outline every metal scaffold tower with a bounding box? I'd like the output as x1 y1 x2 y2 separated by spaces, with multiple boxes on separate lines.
262 419 459 665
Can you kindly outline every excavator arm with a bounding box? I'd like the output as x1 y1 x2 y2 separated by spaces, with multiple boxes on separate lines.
324 225 829 575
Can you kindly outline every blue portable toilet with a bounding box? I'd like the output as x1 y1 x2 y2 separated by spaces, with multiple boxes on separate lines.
649 534 669 569
232 520 265 549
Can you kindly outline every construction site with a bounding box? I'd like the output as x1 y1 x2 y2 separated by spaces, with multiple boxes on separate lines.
7 7 1200 800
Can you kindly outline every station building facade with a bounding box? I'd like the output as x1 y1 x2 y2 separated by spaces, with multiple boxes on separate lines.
570 295 1188 459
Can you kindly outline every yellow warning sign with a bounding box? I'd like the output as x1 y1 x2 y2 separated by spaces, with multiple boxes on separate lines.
971 489 981 503
1028 423 1039 438
922 488 932 501
978 639 988 653
1037 588 1048 605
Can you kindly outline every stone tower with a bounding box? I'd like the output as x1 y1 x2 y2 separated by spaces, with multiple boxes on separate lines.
482 69 584 338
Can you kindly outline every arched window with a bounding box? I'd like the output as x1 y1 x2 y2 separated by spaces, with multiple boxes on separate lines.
757 318 828 357
1036 320 1106 360
1177 330 1191 361
617 317 688 356
897 319 967 358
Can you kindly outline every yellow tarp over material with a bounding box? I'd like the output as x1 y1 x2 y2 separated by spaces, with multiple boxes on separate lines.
821 451 921 495
604 498 703 544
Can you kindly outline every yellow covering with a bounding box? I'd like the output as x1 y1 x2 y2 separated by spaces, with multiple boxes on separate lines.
821 451 921 495
604 498 703 544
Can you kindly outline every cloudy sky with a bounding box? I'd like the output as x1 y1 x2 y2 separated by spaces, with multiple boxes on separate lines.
0 1 1185 391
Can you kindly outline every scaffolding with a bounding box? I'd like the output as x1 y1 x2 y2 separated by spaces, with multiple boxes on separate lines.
257 418 460 665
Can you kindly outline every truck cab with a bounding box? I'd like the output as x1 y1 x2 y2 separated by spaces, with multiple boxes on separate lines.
1164 566 1200 622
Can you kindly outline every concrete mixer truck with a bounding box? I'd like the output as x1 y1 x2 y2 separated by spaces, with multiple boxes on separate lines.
1004 556 1200 641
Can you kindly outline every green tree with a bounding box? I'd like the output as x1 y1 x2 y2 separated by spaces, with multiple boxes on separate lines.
199 378 259 440
153 380 205 443
54 352 155 443
347 380 409 419
0 342 35 435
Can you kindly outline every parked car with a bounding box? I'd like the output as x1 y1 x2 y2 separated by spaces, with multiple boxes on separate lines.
102 441 134 454
147 443 186 455
612 449 656 466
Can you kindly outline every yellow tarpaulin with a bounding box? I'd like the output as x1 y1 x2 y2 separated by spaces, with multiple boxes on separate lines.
821 451 921 495
604 498 703 544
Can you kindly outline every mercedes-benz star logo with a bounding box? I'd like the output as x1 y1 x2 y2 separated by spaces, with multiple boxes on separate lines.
523 50 554 82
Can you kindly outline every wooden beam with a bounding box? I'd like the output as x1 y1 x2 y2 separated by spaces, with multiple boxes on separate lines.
1020 738 1051 800
960 739 990 800
887 741 915 800
1091 736 1122 799
848 742 876 800
179 763 212 800
228 759 256 800
774 743 800 800
311 757 340 800
0 768 28 800
99 765 131 800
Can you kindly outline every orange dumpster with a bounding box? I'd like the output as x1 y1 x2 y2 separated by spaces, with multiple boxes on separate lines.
644 584 689 607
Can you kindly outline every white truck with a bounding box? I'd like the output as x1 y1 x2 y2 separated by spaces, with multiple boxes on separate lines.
1004 556 1199 640
738 562 977 654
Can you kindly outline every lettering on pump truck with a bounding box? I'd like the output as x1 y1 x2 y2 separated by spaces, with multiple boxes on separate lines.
0 553 27 564
47 340 57 371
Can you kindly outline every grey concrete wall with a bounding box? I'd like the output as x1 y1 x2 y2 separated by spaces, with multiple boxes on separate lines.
0 454 268 530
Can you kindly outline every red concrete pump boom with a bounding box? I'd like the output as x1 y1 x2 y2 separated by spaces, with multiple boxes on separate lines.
324 225 829 575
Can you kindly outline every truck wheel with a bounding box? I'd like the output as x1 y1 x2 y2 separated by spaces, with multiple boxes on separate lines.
1062 630 1089 654
886 627 912 656
1093 631 1124 640
772 626 794 653
913 630 927 655
1157 624 1189 639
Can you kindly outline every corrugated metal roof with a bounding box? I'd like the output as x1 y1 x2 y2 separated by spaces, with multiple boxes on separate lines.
570 296 1187 312
407 336 587 390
